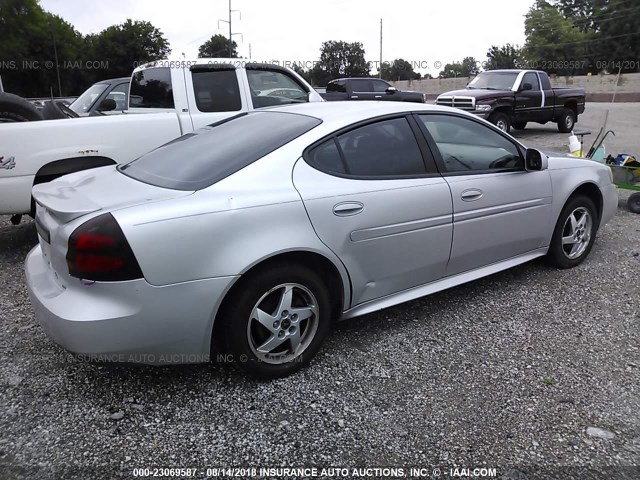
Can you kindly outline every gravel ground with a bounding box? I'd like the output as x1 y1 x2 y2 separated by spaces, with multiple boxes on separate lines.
1 105 639 479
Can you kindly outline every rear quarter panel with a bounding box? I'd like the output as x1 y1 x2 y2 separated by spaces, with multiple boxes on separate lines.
114 139 351 310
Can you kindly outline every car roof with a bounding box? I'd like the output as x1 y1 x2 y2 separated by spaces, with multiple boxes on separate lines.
268 101 468 124
95 77 130 85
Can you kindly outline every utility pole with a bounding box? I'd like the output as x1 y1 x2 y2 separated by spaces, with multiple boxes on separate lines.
218 0 242 57
379 19 383 78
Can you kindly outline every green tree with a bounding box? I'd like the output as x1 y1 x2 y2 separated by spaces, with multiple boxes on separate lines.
523 1 592 75
555 0 640 72
309 40 370 85
439 63 464 78
0 0 86 96
198 34 237 58
88 19 171 78
461 56 480 76
486 43 522 69
380 58 420 81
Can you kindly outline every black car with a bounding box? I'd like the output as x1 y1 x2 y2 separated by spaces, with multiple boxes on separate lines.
320 78 426 103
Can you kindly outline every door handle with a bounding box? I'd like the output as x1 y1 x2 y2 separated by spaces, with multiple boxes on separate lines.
333 202 364 216
351 95 359 99
461 189 483 201
375 95 382 99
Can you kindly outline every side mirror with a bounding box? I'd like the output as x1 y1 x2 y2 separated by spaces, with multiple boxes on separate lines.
525 148 549 171
97 98 117 112
385 86 397 94
519 83 532 92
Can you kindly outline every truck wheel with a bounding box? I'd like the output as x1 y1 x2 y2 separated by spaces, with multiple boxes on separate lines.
557 108 575 133
512 121 527 130
628 193 640 214
0 92 44 122
489 112 511 134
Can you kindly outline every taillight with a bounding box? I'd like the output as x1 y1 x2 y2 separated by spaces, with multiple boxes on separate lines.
66 213 143 282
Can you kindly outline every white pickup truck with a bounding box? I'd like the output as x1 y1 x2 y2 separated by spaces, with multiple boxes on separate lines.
0 59 323 222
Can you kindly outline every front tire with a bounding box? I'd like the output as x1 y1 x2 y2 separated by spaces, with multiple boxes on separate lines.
546 195 598 268
489 112 511 134
219 264 332 378
557 108 576 133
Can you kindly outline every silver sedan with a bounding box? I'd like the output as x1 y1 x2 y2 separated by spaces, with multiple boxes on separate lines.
26 102 618 378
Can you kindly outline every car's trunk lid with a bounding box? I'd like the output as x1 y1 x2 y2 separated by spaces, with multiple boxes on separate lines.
32 166 193 223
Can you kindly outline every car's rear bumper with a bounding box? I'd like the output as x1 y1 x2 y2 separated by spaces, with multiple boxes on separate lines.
25 244 237 364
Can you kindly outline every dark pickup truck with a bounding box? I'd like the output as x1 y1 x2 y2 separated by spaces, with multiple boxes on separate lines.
320 78 426 103
436 69 585 133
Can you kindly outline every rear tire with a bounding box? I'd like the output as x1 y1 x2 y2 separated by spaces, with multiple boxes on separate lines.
0 92 44 122
546 195 598 269
489 112 511 134
628 193 640 214
557 108 576 133
512 121 527 130
218 264 332 378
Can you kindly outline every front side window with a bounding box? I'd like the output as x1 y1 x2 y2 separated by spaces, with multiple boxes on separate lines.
326 80 346 93
247 69 308 108
307 117 427 177
192 69 242 112
130 67 174 109
69 83 108 114
371 80 390 93
106 83 129 110
419 115 523 173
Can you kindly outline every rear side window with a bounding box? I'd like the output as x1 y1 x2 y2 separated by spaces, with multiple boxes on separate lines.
192 69 242 112
539 72 551 90
350 79 372 92
307 117 427 177
119 112 321 190
130 67 174 109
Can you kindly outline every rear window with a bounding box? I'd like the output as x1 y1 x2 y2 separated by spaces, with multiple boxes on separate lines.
192 69 242 112
130 67 174 109
119 112 322 190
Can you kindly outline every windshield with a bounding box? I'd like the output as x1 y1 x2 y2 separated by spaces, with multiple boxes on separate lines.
69 83 109 114
119 111 322 190
467 72 519 91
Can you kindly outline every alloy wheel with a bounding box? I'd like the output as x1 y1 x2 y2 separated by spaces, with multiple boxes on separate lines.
247 283 319 365
561 207 592 259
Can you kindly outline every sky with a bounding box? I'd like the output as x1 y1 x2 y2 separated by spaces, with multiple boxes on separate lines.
40 0 534 77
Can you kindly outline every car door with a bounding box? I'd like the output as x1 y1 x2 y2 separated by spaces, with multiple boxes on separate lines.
514 72 543 123
416 113 553 276
293 116 453 306
370 79 394 101
348 79 376 100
